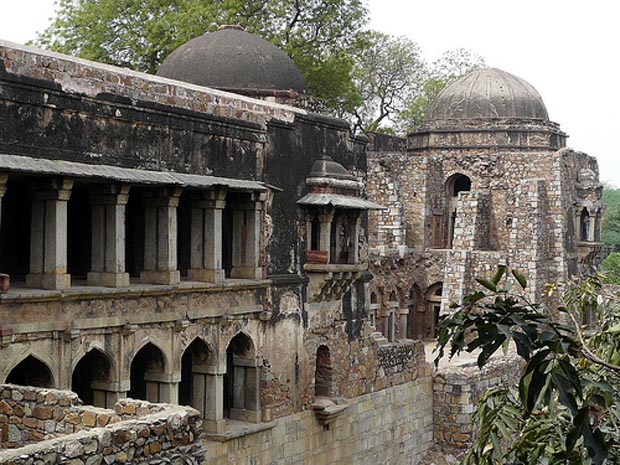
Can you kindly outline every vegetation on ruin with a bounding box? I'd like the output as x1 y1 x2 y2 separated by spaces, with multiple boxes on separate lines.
436 266 620 465
34 0 483 134
602 186 620 250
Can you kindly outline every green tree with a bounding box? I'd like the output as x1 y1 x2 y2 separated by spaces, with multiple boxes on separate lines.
348 31 426 133
602 186 620 249
34 0 368 111
393 48 485 133
436 267 620 465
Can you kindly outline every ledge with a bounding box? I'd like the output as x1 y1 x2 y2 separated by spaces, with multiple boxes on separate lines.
0 278 271 304
303 263 367 273
204 419 278 442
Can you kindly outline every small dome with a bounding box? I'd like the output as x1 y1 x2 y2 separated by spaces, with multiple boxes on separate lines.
428 68 548 121
157 26 307 94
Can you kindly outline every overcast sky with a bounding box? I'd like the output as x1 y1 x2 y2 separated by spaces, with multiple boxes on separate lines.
2 0 619 186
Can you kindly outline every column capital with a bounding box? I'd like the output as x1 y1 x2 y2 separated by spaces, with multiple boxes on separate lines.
142 186 183 207
89 183 130 205
189 190 227 209
29 178 74 201
0 174 8 198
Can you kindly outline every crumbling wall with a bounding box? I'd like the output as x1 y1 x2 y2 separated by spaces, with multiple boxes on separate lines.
432 354 521 450
0 384 204 464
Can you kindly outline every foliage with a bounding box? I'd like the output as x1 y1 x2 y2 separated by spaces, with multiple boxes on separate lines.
348 32 426 133
436 266 620 465
393 48 485 133
349 41 484 134
601 252 620 284
34 0 368 111
602 186 620 249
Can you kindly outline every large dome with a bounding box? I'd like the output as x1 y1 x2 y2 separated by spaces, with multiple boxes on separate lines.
157 26 307 94
428 68 549 121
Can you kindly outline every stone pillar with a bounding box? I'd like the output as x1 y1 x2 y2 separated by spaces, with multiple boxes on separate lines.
188 191 226 283
204 366 226 433
87 184 130 287
318 209 335 262
231 193 265 280
144 372 179 403
27 178 73 290
399 307 409 340
141 187 182 285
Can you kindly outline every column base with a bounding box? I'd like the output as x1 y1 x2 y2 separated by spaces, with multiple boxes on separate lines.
230 267 263 280
188 268 225 283
140 270 180 285
26 273 71 290
87 272 130 288
204 419 227 434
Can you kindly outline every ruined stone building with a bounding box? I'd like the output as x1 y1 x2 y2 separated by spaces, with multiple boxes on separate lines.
367 67 604 340
0 27 603 465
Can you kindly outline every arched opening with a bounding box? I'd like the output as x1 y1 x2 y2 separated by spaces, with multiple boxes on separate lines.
129 343 166 402
387 291 398 341
445 174 472 248
315 345 332 398
72 349 112 407
407 285 422 339
224 333 259 422
425 283 444 338
580 208 590 242
369 292 379 329
179 338 211 413
6 355 53 388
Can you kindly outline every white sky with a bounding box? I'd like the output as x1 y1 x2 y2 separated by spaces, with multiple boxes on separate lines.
2 0 619 186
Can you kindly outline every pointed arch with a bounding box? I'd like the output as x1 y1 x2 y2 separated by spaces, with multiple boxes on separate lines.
179 337 213 410
224 332 260 422
129 342 166 402
72 348 113 407
315 345 333 398
6 354 54 388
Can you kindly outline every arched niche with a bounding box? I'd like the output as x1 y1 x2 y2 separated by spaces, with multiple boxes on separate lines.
315 345 333 398
445 173 472 248
72 348 113 408
129 342 167 403
407 285 423 340
425 283 444 338
6 355 54 388
179 338 212 414
224 333 260 423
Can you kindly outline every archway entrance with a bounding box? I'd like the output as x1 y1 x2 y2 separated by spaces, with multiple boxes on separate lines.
129 343 166 402
72 349 113 407
6 355 53 387
224 333 260 422
315 345 332 398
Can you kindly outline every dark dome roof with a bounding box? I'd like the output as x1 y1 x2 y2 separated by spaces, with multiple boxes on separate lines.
157 26 307 93
428 68 549 121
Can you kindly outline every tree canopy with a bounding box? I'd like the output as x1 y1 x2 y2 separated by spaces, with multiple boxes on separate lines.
436 267 620 465
602 185 620 249
35 0 368 112
35 0 483 133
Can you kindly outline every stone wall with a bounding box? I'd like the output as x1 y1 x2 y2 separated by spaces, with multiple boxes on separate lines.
432 355 521 450
205 377 434 465
0 385 204 464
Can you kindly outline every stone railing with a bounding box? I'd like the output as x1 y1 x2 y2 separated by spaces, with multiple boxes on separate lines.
0 384 204 464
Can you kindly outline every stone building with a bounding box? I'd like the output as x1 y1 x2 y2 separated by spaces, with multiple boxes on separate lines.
0 28 602 465
367 67 603 340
